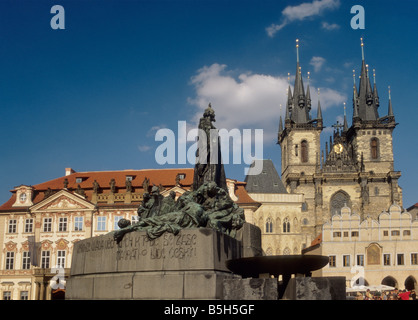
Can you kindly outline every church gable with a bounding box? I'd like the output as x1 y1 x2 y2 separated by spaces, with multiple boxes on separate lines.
30 190 95 212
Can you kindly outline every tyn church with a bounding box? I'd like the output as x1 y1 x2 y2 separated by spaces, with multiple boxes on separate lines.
277 39 401 237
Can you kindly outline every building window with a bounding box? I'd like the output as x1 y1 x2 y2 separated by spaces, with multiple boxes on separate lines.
57 250 66 268
74 216 83 231
351 231 359 237
20 291 29 300
97 216 107 231
370 138 379 159
343 255 350 267
58 217 68 232
22 251 31 270
383 254 391 266
397 254 404 266
411 253 418 265
383 230 389 236
283 218 290 233
8 219 17 233
265 218 273 233
333 232 341 238
329 256 336 267
357 255 364 266
5 252 14 270
43 218 52 232
343 231 349 237
403 230 411 236
301 140 308 163
131 215 140 224
3 291 11 300
330 190 350 217
114 216 124 230
41 251 50 269
391 230 400 236
24 219 33 233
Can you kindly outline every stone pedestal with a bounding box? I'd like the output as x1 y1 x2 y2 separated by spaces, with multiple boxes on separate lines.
223 278 278 300
66 227 247 300
282 276 346 300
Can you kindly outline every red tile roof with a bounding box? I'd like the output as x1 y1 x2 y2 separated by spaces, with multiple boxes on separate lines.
0 168 258 211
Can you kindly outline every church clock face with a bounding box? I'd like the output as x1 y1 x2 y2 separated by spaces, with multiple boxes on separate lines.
333 143 344 154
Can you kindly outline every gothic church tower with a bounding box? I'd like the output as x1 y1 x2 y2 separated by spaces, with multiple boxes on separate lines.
278 40 323 235
279 39 402 236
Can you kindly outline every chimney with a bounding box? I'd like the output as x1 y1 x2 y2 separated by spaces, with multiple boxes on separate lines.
65 168 76 176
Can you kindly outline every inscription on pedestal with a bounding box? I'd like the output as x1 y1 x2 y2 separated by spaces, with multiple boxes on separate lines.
115 233 198 261
70 228 240 276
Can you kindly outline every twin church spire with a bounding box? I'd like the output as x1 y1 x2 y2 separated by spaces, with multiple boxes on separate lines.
279 37 395 140
279 39 322 134
353 37 395 123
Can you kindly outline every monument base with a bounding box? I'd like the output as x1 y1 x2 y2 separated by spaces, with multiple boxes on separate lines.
223 278 278 300
282 277 346 300
66 225 260 300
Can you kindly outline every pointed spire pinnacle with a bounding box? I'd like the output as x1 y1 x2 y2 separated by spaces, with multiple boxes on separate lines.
279 104 284 133
296 39 300 63
373 69 380 107
388 86 394 117
317 88 322 120
360 37 365 61
306 72 312 108
352 69 359 119
343 102 348 131
285 87 291 120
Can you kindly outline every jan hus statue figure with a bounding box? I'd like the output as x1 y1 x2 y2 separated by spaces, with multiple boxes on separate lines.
193 103 227 192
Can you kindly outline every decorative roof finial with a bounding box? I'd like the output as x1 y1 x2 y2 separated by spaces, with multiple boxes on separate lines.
296 39 300 63
307 71 310 85
373 69 376 84
360 37 365 61
353 69 356 85
388 85 394 117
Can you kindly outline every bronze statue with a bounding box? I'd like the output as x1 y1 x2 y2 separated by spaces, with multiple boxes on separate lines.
193 103 227 192
112 106 245 243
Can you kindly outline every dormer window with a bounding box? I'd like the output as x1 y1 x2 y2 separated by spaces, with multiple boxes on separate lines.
19 193 27 202
126 176 133 181
76 178 83 184
12 186 34 207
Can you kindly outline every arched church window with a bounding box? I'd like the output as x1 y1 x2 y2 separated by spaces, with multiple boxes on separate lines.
301 140 308 163
371 138 379 159
283 218 290 233
330 190 351 216
265 218 273 233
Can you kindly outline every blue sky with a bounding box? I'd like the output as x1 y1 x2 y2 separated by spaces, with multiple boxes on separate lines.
0 0 417 208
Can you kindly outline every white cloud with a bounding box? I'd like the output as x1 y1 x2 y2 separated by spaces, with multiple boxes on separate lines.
146 124 166 137
267 0 340 37
321 21 340 30
310 56 326 72
138 145 151 152
188 63 346 145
